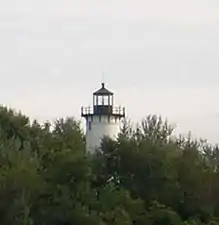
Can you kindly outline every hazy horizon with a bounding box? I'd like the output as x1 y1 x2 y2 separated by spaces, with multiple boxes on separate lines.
0 0 219 143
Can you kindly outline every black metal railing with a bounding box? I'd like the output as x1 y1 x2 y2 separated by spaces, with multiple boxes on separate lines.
81 106 125 117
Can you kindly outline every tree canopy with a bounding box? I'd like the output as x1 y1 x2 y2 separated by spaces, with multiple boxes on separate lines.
0 106 219 225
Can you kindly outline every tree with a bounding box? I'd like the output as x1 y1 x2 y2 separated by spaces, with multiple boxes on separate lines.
1 106 219 224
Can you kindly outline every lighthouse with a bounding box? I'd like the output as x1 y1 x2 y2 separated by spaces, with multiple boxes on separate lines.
81 83 125 154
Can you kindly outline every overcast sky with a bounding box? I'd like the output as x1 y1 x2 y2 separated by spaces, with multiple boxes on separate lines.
0 0 219 143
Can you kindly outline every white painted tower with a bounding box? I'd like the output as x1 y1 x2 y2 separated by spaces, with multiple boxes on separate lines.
81 83 125 154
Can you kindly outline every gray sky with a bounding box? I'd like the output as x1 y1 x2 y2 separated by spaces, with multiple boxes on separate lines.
0 0 219 143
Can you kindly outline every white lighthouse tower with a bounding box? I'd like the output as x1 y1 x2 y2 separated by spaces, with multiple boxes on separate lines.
81 83 125 154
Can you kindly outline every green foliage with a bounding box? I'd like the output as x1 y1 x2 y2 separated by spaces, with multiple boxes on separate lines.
1 106 219 224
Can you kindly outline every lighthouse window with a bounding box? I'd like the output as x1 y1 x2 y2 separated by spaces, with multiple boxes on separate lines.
98 96 102 105
97 96 109 105
88 121 92 130
109 96 113 105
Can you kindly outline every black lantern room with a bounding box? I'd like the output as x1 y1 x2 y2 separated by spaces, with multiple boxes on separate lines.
93 83 114 115
81 83 125 118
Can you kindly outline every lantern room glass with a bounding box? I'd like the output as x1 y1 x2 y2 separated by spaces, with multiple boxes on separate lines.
93 94 113 106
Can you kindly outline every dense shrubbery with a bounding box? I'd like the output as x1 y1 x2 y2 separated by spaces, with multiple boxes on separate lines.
0 106 219 224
